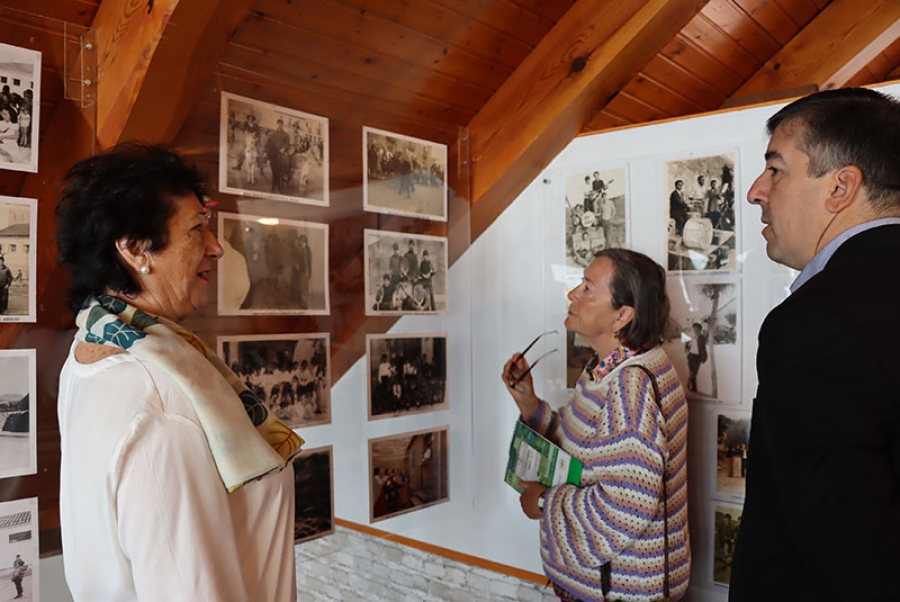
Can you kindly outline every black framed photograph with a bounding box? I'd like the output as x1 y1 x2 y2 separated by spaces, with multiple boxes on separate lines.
364 229 448 316
563 165 628 268
663 275 741 403
713 500 743 587
218 212 329 315
369 426 448 523
363 126 447 222
293 445 335 544
0 196 36 323
665 151 738 272
716 410 750 499
0 349 35 479
366 333 448 420
217 333 331 429
0 43 40 174
0 496 39 601
219 91 329 206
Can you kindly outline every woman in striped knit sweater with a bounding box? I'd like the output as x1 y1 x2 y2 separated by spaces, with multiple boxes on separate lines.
503 249 691 602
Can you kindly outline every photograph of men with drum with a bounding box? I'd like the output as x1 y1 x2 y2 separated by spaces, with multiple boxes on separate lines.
665 152 738 272
563 165 627 268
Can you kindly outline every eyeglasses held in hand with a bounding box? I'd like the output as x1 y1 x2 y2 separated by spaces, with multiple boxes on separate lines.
507 330 559 389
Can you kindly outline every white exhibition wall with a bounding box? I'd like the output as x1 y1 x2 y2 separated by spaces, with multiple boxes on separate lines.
322 81 900 602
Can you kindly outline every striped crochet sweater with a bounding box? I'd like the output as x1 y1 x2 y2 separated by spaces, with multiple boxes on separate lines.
525 346 691 602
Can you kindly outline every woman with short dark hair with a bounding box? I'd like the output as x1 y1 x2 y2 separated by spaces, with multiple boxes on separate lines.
55 142 303 601
503 248 691 602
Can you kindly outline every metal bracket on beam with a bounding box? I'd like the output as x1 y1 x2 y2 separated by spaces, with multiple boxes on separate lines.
64 23 97 108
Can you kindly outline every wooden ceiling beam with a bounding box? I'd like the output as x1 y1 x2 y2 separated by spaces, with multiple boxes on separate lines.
466 0 710 240
733 0 900 98
93 0 253 148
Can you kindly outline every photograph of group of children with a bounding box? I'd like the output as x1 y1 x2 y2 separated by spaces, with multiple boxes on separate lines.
218 333 331 430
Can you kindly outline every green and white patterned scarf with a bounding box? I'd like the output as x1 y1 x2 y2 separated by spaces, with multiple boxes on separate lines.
76 295 303 493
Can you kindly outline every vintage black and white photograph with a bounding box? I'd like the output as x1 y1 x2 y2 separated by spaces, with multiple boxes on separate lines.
564 166 627 268
665 151 738 272
367 333 448 420
664 275 741 403
370 427 448 523
0 349 35 479
0 196 36 322
218 333 331 429
218 212 329 315
0 43 40 174
364 229 447 315
293 445 334 544
0 497 39 602
713 501 743 587
716 411 750 499
363 126 447 222
219 92 329 206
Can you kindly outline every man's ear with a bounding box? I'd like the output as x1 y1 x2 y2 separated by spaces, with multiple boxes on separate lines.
825 166 863 214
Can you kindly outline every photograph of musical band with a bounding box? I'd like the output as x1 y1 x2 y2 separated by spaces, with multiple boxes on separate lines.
564 165 627 268
219 91 328 206
364 229 447 316
665 151 738 272
367 333 448 420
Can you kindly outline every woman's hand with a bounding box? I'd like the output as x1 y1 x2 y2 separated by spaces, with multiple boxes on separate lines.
519 481 548 520
502 354 540 420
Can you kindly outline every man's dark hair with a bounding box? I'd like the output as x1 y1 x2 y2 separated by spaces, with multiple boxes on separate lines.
593 248 670 351
55 142 207 314
767 87 900 212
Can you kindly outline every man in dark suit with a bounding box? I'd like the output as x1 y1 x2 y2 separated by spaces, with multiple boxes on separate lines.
730 88 900 601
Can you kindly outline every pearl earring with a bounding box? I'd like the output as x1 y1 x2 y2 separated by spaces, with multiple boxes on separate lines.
140 265 150 275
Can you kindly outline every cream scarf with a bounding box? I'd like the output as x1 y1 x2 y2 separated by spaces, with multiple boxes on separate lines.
76 295 303 492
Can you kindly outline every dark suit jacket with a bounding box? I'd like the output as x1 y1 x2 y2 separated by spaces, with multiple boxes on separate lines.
730 225 900 601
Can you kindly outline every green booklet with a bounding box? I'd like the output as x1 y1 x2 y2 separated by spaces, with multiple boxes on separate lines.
504 421 583 493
